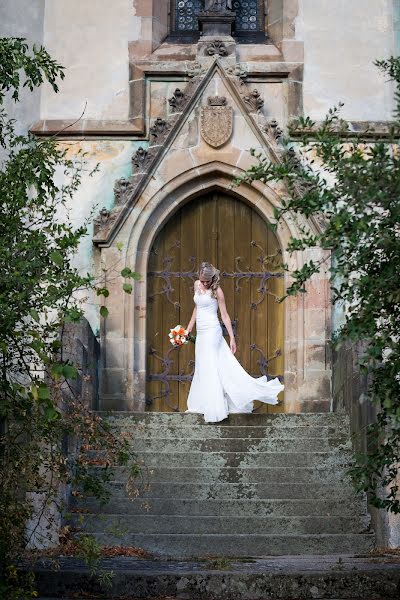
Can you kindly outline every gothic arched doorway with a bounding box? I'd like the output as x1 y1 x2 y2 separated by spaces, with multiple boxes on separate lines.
146 191 285 412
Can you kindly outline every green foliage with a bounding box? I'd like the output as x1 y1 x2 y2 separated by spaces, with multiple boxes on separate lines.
237 57 400 512
0 38 143 598
0 37 65 104
75 535 102 576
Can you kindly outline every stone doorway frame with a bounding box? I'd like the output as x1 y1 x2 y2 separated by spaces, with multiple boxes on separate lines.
96 161 331 414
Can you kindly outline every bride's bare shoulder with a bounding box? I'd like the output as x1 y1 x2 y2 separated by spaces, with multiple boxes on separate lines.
216 285 224 297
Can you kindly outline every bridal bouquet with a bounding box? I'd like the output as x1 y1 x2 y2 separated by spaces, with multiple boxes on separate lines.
168 325 196 347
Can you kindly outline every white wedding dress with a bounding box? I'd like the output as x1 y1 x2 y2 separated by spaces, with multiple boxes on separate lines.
186 284 284 423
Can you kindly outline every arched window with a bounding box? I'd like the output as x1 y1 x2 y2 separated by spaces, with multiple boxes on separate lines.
170 1 266 42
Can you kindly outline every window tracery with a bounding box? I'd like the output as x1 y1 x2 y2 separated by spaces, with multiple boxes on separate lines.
171 0 265 40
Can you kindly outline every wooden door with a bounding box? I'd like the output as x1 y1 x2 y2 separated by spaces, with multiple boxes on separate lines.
146 192 284 412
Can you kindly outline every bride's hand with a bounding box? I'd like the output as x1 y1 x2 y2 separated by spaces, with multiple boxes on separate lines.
230 337 237 354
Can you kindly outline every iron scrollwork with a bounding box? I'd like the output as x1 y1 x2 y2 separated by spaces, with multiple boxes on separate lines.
222 241 284 309
147 345 195 411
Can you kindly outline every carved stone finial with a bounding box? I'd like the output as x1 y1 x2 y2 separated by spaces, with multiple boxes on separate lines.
93 207 112 236
186 62 207 78
114 177 130 205
132 147 151 170
225 63 247 80
149 117 170 141
208 95 227 106
205 39 228 57
286 146 301 168
243 89 264 112
264 119 283 142
168 88 187 110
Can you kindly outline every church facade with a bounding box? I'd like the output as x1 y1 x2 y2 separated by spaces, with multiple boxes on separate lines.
2 0 400 554
18 0 396 416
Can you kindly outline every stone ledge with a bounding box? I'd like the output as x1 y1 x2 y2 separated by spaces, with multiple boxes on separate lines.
29 118 145 138
289 121 397 140
18 554 400 599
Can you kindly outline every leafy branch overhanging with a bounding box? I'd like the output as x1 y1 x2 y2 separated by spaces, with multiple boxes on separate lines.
237 56 400 513
0 38 143 599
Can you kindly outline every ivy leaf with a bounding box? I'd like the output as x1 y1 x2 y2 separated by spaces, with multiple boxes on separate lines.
37 385 50 401
123 283 133 294
64 307 83 323
44 405 60 421
30 308 40 322
100 306 109 318
49 250 63 266
63 364 78 380
51 363 64 380
96 288 110 297
121 267 131 277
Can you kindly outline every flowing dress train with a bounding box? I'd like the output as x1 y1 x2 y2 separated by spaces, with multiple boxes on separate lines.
185 287 284 423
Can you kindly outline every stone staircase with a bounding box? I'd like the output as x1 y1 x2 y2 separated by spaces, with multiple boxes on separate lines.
66 412 375 558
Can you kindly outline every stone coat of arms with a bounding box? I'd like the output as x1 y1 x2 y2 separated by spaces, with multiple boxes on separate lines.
200 96 233 148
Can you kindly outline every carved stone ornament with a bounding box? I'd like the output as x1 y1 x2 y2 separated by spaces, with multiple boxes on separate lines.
200 96 233 148
93 207 118 237
243 88 264 112
149 117 170 141
168 88 187 110
186 62 207 78
225 63 247 80
264 119 283 142
132 147 152 170
205 39 228 57
114 177 130 206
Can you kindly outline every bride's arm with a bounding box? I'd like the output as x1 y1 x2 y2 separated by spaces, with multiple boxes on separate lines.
186 306 197 333
216 287 236 353
186 280 198 333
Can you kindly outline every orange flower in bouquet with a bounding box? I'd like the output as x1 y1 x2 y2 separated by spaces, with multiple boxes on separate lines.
168 324 196 347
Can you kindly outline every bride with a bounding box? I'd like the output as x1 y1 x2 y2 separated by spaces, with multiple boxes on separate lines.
185 261 284 423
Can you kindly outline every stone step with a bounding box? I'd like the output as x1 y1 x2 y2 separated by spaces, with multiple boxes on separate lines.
27 555 400 600
121 450 354 469
73 532 374 558
66 513 371 535
108 423 347 440
99 411 350 429
90 465 353 484
70 497 366 517
92 481 358 500
121 436 350 453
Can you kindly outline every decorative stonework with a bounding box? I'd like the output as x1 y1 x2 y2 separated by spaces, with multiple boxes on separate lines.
186 62 207 78
91 61 294 246
200 96 233 148
205 39 228 57
168 88 187 110
243 88 264 112
132 147 152 171
114 177 130 206
93 207 119 237
225 63 247 80
264 119 283 142
149 118 170 141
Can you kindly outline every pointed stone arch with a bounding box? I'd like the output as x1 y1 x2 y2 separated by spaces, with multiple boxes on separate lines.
96 161 331 414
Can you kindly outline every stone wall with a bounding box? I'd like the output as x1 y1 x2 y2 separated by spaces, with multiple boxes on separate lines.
332 342 400 548
33 0 397 128
297 0 396 121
